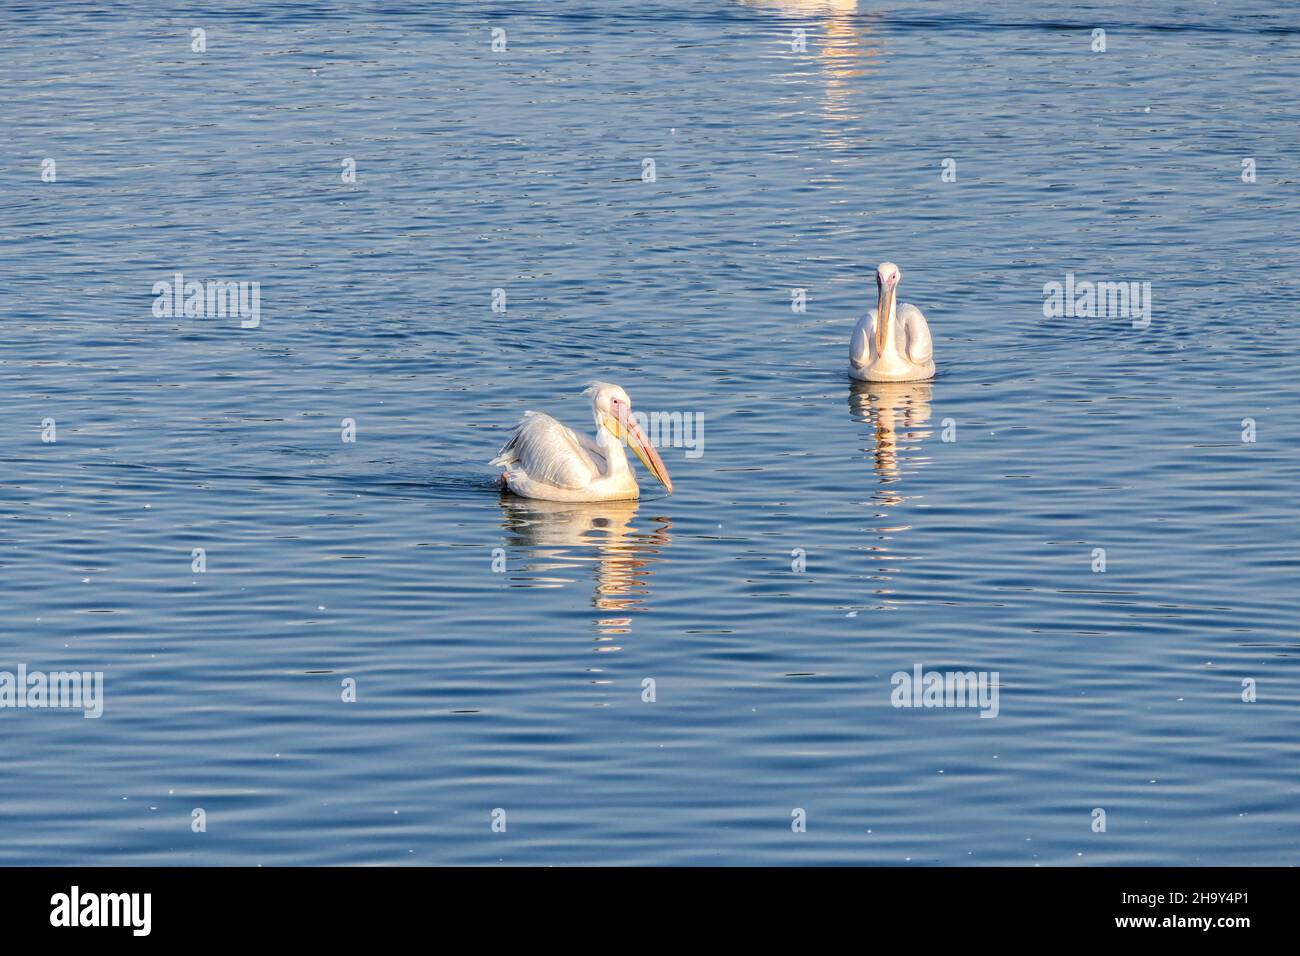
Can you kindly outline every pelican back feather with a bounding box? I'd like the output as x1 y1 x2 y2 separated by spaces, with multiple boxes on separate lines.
491 411 600 490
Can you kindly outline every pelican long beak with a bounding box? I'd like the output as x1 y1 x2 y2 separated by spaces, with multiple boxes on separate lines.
602 411 673 493
875 281 896 354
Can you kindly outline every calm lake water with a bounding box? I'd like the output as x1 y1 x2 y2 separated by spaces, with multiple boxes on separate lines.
2 1 1298 865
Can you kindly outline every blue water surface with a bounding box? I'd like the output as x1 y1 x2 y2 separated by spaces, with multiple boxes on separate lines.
1 0 1298 864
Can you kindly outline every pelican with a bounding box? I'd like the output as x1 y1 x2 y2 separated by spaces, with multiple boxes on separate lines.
491 382 673 502
849 262 935 382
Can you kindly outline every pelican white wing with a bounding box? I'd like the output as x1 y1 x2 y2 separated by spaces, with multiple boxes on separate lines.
492 411 605 490
849 309 876 370
898 303 932 365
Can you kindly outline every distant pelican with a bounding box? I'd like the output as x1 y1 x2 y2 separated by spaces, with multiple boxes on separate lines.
492 383 673 501
849 262 935 382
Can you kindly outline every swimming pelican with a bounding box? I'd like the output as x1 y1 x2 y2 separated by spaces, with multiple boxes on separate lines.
849 262 935 382
491 382 673 502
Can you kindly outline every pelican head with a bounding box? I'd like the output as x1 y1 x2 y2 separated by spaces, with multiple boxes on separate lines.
875 261 901 353
584 382 673 493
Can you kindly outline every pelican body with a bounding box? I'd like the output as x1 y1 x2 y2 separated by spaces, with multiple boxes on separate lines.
849 262 935 382
492 383 673 502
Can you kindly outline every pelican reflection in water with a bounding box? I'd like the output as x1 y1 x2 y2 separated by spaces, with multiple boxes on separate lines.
847 380 933 609
497 495 672 643
848 379 934 504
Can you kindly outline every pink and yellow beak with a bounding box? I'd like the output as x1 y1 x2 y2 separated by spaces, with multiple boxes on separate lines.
875 276 897 354
602 411 673 493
